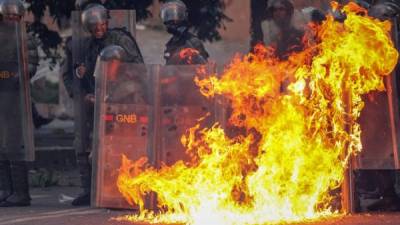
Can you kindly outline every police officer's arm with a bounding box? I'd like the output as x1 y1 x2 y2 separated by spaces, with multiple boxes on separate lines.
117 33 144 64
83 46 96 80
75 53 96 99
74 38 92 79
77 37 98 80
187 37 209 64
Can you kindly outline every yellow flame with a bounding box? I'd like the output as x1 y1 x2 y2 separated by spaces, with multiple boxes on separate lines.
116 3 398 225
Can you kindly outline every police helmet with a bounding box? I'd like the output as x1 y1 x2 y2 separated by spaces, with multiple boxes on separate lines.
160 0 188 23
75 0 90 10
81 4 108 32
100 45 128 61
266 0 294 19
0 0 25 18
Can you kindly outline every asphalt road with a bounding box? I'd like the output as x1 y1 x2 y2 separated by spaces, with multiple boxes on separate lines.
0 187 399 225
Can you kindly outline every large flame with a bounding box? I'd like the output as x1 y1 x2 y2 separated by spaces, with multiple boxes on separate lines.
116 3 398 225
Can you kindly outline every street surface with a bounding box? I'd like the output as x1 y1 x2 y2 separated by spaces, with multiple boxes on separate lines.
0 187 399 225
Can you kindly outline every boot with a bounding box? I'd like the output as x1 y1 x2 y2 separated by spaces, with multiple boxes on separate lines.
72 153 91 206
0 161 30 207
0 160 12 202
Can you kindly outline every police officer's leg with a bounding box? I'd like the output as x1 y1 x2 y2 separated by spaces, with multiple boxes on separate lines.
72 152 91 206
0 155 12 202
0 160 30 207
0 93 13 203
72 105 94 206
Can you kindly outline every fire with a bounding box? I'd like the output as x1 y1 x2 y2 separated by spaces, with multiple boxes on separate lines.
116 3 398 225
179 48 201 64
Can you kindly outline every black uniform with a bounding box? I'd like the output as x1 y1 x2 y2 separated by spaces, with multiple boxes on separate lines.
82 28 144 94
164 28 209 65
273 27 304 60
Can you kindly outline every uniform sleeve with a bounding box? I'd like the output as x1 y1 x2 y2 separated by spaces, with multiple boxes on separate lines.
190 37 209 60
83 40 97 94
116 32 144 64
185 37 209 65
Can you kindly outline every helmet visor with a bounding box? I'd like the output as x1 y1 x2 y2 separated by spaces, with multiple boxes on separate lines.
81 5 108 32
161 4 187 23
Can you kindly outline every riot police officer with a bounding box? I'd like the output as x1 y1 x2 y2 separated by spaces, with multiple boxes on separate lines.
261 0 306 60
71 4 144 206
76 4 143 95
0 0 48 130
161 0 209 65
0 0 34 207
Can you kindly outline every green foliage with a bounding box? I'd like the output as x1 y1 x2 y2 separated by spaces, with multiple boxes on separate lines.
27 21 62 63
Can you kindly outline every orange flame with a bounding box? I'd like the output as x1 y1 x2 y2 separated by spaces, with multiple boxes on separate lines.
116 3 398 225
179 48 201 64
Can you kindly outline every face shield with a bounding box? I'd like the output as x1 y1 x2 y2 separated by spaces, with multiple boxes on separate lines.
268 0 294 27
81 4 109 38
160 1 188 24
0 0 25 22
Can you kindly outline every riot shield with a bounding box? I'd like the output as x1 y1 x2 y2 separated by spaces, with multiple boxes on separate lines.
351 17 400 212
92 63 220 209
71 9 136 156
0 20 34 161
157 65 219 166
283 0 400 212
357 91 400 169
353 11 400 170
92 61 153 209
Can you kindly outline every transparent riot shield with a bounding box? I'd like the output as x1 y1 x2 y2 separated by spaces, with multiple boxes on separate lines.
157 65 219 166
293 0 400 166
351 18 400 212
352 11 400 170
357 91 400 169
285 0 400 213
92 63 220 209
92 61 153 209
0 21 34 161
71 10 136 157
